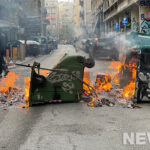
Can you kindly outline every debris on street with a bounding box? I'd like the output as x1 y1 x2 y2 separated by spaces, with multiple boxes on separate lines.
0 88 26 108
85 60 142 109
0 72 28 109
0 57 142 109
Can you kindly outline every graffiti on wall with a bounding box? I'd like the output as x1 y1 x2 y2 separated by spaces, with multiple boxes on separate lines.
141 18 150 34
132 18 139 32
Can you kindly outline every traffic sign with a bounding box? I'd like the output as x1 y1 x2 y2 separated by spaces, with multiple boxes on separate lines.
122 17 128 26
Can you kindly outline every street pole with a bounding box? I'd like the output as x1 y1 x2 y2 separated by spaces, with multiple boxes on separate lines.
41 0 44 36
139 3 141 32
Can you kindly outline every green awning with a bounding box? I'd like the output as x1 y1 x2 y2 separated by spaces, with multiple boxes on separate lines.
127 32 150 50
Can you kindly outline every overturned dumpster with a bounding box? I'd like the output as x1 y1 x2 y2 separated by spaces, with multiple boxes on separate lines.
16 55 95 107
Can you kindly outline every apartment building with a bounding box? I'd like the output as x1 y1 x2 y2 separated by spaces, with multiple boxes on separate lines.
92 0 150 37
74 0 81 27
45 0 59 37
91 0 104 37
83 0 92 34
59 2 74 28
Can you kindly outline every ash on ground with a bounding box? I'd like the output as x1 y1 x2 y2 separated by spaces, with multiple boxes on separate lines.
0 87 27 109
85 73 142 109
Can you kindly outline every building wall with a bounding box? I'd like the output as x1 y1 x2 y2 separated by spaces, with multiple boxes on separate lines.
45 0 58 37
21 0 41 17
58 1 74 40
59 2 74 27
91 0 103 37
74 0 81 27
83 0 92 31
91 0 150 36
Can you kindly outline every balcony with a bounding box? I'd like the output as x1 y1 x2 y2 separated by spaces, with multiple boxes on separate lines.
104 0 138 21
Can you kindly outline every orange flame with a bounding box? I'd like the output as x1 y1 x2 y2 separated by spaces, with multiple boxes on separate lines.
87 55 137 107
123 81 136 98
83 69 91 95
108 61 123 85
95 74 112 92
20 77 31 108
0 72 20 94
40 70 49 77
109 61 122 72
122 58 137 99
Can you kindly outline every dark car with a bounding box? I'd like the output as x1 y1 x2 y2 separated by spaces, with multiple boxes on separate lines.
7 40 41 57
31 36 50 54
48 39 56 51
19 40 41 56
93 37 119 60
53 39 58 49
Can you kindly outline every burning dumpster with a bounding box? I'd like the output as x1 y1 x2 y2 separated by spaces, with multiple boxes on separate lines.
120 32 150 103
16 55 95 106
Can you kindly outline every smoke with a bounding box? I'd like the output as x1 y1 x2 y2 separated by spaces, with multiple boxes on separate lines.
104 32 133 59
73 27 86 39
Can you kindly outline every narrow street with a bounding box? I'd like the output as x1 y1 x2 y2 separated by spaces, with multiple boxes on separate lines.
0 45 150 150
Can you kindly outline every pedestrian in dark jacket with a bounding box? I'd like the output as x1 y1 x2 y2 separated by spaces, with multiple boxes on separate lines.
0 33 8 78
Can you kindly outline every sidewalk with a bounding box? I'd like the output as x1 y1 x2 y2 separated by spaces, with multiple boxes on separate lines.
8 57 34 69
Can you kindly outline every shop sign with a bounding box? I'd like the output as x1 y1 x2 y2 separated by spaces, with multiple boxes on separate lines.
122 17 128 26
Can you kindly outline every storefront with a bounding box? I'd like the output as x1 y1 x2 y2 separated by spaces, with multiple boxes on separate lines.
139 3 150 34
0 20 18 42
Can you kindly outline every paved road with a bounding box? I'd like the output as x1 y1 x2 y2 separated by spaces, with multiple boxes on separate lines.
0 45 150 150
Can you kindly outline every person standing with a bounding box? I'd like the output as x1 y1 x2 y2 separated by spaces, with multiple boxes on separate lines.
0 33 8 78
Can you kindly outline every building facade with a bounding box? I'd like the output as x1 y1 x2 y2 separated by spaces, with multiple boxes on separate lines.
74 0 81 28
73 0 93 37
59 2 74 28
45 0 59 38
58 1 74 41
20 0 46 37
0 0 21 41
83 0 92 35
91 0 150 37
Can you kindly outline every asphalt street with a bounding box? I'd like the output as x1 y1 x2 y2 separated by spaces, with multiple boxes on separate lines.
0 45 150 150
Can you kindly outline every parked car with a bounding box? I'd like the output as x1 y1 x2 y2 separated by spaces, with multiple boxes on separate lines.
48 39 58 50
7 40 41 57
31 36 50 54
19 40 41 56
94 37 119 60
53 39 58 49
